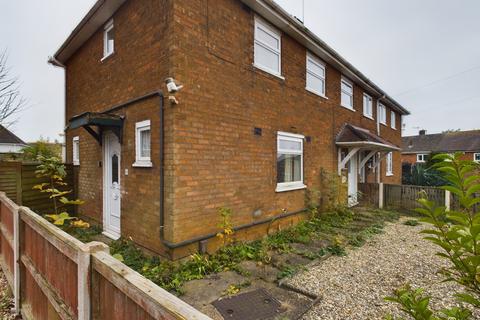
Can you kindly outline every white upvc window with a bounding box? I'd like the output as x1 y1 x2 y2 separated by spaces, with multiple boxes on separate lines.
417 154 428 163
133 120 152 167
391 111 397 129
340 77 354 110
378 103 387 125
72 136 80 166
276 132 306 192
363 93 373 119
254 16 282 77
474 153 480 163
102 19 114 59
306 52 326 97
386 152 393 176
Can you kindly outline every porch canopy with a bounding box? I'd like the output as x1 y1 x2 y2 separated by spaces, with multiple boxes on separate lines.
336 123 400 175
68 112 124 144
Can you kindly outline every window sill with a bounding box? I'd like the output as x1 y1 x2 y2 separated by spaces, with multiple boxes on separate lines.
132 161 152 168
101 52 114 62
386 173 394 177
252 64 285 80
380 122 387 127
341 104 355 112
276 183 307 193
73 162 80 166
305 87 328 100
363 114 374 121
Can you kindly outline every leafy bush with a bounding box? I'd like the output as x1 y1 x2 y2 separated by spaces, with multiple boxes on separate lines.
386 153 480 319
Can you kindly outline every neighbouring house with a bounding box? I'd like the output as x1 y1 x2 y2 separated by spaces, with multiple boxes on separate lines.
49 0 409 259
402 129 480 164
0 124 27 158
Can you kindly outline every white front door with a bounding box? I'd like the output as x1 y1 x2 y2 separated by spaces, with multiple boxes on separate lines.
103 131 121 239
348 153 358 207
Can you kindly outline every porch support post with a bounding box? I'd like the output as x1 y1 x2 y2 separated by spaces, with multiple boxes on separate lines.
445 190 451 212
379 182 384 209
338 147 360 175
358 150 376 174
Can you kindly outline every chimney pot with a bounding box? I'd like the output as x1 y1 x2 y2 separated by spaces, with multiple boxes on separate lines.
419 129 426 135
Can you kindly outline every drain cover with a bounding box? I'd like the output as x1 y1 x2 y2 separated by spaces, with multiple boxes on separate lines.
212 288 282 320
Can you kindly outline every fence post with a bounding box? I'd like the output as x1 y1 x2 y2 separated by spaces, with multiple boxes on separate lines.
12 203 21 316
445 190 451 212
77 242 109 320
379 182 384 209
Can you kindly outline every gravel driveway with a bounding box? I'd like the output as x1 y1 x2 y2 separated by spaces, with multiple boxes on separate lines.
285 217 478 319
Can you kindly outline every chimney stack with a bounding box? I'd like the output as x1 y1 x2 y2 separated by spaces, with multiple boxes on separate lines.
419 129 426 136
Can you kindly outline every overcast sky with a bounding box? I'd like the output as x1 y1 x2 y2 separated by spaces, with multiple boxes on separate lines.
1 0 479 142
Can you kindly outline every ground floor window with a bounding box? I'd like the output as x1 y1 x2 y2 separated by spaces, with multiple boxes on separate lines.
133 120 152 167
474 153 480 163
386 152 393 176
276 132 305 192
417 153 428 163
73 136 80 166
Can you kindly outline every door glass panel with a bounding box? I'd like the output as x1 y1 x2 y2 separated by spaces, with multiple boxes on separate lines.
112 154 119 184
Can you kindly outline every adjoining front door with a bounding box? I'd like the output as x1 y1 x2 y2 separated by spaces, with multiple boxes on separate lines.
347 153 358 207
103 131 121 239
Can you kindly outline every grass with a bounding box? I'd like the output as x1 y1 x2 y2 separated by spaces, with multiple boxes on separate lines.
404 219 420 226
109 208 402 295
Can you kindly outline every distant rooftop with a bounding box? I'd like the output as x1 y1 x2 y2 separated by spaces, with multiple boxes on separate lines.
402 130 480 153
0 125 26 145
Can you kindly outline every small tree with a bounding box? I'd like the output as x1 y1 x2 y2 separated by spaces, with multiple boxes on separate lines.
386 153 480 319
33 155 88 228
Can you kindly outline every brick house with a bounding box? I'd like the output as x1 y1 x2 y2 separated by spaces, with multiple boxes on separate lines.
402 130 480 164
0 125 27 158
49 0 409 259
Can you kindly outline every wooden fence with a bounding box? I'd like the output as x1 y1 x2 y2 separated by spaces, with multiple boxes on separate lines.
0 161 77 215
0 192 211 320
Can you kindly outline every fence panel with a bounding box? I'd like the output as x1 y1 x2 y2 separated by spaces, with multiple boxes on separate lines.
383 184 445 211
358 183 379 207
0 162 21 203
0 192 211 320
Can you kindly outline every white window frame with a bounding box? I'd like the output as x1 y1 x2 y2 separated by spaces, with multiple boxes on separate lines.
253 16 283 78
305 52 327 98
340 77 354 110
417 154 428 163
133 120 152 167
474 153 480 163
72 136 80 166
386 152 393 176
391 111 397 129
276 132 306 192
102 19 114 60
378 102 387 125
363 93 373 119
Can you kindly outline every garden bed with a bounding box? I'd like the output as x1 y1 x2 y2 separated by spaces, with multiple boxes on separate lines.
103 208 404 319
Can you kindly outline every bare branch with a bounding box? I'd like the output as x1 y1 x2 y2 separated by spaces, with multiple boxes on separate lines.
0 50 25 127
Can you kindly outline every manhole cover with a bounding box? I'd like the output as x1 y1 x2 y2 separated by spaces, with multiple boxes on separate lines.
212 288 282 320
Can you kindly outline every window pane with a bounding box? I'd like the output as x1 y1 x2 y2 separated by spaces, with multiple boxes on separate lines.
307 59 324 77
277 154 301 183
140 129 151 158
341 81 352 94
256 27 279 50
306 73 325 94
255 43 280 73
341 91 352 107
279 138 301 151
112 154 119 184
106 29 114 53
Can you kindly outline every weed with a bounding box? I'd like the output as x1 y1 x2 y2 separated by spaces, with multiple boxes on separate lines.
69 224 102 242
326 245 347 256
277 264 299 280
403 219 420 226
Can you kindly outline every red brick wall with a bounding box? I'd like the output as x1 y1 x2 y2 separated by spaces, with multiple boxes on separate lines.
167 0 404 245
64 0 174 254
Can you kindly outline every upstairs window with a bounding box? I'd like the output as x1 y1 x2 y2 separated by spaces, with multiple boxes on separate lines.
103 19 114 59
73 136 80 166
378 103 387 125
474 153 480 163
417 154 428 163
386 152 393 176
306 53 326 97
133 120 152 167
254 17 281 77
276 132 305 192
391 111 396 129
363 94 373 119
341 78 354 110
